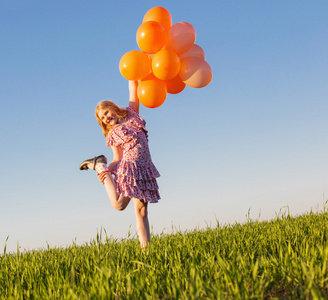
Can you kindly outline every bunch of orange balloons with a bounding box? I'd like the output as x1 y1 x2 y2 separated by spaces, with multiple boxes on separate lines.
119 7 212 108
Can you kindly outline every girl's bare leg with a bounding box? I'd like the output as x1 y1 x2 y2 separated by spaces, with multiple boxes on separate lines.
80 156 131 210
133 198 150 247
103 173 131 211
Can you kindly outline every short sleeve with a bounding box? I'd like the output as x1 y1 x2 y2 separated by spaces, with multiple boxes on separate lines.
126 106 139 117
126 106 146 125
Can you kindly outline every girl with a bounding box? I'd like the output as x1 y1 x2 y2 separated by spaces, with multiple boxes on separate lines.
79 80 160 249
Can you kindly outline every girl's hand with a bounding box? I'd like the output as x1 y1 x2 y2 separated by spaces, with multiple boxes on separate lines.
97 172 108 184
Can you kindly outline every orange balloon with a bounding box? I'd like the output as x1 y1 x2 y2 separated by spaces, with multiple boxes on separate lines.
179 44 205 60
136 21 166 54
152 49 181 80
179 57 212 88
165 22 196 55
137 75 167 108
143 7 172 31
119 50 151 80
165 75 186 94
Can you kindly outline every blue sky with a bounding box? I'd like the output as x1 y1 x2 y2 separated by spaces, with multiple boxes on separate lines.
1 1 327 253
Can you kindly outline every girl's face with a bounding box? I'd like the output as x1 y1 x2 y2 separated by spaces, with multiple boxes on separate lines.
98 108 118 126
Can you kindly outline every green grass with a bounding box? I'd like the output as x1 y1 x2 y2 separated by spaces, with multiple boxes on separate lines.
1 209 328 299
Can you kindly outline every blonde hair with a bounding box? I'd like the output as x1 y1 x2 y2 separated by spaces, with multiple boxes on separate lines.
95 100 128 137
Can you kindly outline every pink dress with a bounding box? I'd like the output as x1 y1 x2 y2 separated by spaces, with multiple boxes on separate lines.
106 106 160 203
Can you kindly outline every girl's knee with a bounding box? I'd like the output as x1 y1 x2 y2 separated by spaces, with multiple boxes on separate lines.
112 195 130 211
112 203 127 211
114 205 126 211
137 208 148 218
134 200 148 218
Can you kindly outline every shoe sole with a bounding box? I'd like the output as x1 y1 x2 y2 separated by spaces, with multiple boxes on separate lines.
79 155 107 170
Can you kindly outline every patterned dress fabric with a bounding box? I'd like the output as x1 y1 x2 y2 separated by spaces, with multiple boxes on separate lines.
106 106 160 203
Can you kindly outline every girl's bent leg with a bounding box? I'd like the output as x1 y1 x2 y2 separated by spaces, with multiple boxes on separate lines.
133 198 150 248
103 173 130 211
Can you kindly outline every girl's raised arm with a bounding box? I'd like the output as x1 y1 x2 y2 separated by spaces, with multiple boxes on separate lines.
128 80 139 114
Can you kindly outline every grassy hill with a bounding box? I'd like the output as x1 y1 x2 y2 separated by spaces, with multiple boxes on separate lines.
1 210 328 299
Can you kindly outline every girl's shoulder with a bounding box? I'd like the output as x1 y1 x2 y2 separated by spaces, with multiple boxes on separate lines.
126 105 138 116
106 106 147 147
125 106 146 123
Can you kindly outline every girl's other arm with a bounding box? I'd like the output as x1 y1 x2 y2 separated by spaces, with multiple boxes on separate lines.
128 80 139 114
97 145 123 183
107 145 123 172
